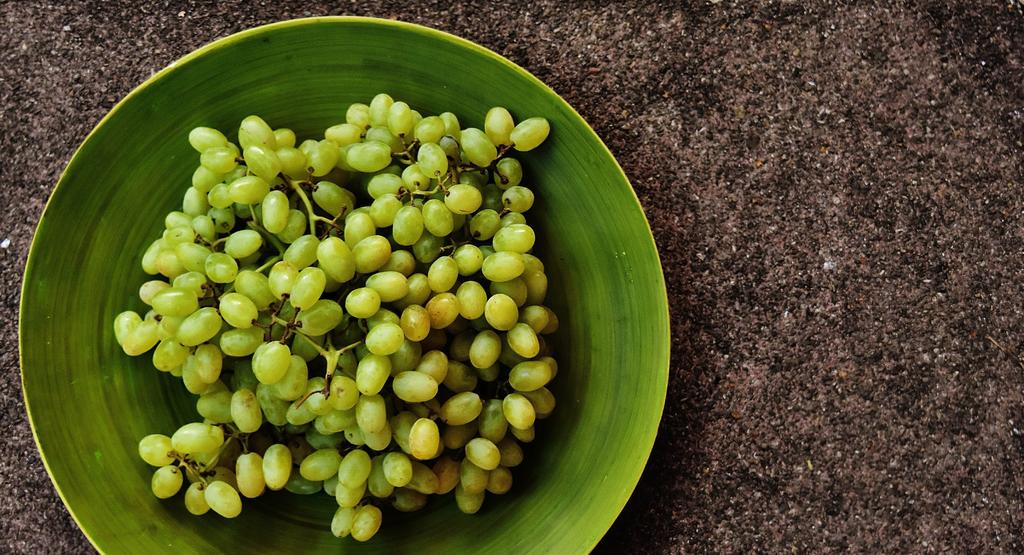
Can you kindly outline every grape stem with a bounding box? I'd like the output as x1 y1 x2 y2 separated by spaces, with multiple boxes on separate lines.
252 254 282 274
247 221 287 255
286 177 321 235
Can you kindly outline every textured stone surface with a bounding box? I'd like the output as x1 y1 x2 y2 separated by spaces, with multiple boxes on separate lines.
2 1 1023 553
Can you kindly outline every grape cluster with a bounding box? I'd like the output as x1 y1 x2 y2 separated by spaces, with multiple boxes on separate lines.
115 93 557 541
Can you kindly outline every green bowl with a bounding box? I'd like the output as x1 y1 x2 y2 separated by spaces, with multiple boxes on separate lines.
19 17 668 554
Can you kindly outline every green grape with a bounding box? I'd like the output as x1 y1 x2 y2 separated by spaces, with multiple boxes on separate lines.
208 207 235 235
346 141 392 173
368 93 394 126
234 270 276 310
329 376 360 411
425 293 460 329
154 251 184 280
176 307 222 346
151 339 188 374
197 388 233 423
500 212 526 229
227 176 270 205
192 215 217 243
443 421 477 450
509 359 553 391
315 408 356 434
424 457 456 496
356 354 391 395
345 287 380 319
204 252 238 284
440 391 482 425
366 173 404 199
314 237 355 284
286 473 322 495
223 229 263 259
484 293 519 331
157 316 184 341
350 505 383 542
386 101 414 136
260 190 290 234
344 211 376 248
460 128 498 167
200 146 238 174
343 426 365 447
491 277 527 306
468 330 501 369
355 394 387 434
437 111 460 136
346 102 371 128
171 422 224 454
242 145 281 181
189 126 229 152
335 480 366 508
363 271 406 303
188 343 223 383
426 256 458 293
393 273 429 309
150 287 198 318
497 437 524 467
313 181 355 217
337 449 372 489
252 342 291 384
448 330 474 362
277 209 307 243
508 323 541 358
494 157 523 189
453 245 483 276
485 106 515 146
482 251 525 282
182 363 213 395
166 211 193 230
299 448 343 481
392 371 438 403
290 267 326 310
415 350 448 383
230 388 263 433
366 308 400 329
283 235 319 269
366 126 403 154
521 386 556 419
138 434 174 467
219 327 263 357
307 140 339 176
382 451 413 487
391 206 424 247
444 184 483 215
218 293 257 329
369 194 402 228
402 164 430 191
151 465 184 499
239 114 277 149
262 444 292 491
325 123 364 146
332 506 355 538
493 224 535 254
353 235 392 274
455 281 487 320
389 411 416 453
407 461 440 494
266 260 297 299
399 305 430 341
274 128 296 148
413 116 445 143
439 135 461 163
502 186 535 213
208 466 238 490
465 437 501 470
163 225 196 244
412 232 442 264
235 452 265 498
184 187 209 217
141 240 165 274
174 242 212 274
502 392 537 430
278 147 308 178
184 482 210 515
510 117 550 151
417 142 448 178
364 323 404 356
443 359 478 394
296 299 343 336
469 209 501 240
485 467 514 496
510 425 535 443
391 338 424 374
478 398 509 442
518 305 550 333
366 456 394 498
203 480 242 518
459 458 489 495
421 199 454 237
230 360 260 392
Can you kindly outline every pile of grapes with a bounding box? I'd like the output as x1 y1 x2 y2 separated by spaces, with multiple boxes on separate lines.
114 93 558 541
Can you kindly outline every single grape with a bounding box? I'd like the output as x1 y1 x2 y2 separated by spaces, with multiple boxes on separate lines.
204 481 242 518
184 482 210 515
356 354 391 395
485 107 515 146
460 128 497 167
444 184 483 215
239 114 277 149
138 434 174 467
346 141 392 173
171 422 224 454
300 448 343 482
440 391 483 425
353 235 392 274
510 117 550 151
350 505 383 542
151 465 184 499
263 444 292 491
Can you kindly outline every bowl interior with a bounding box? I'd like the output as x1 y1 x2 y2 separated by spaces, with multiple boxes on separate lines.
20 17 668 554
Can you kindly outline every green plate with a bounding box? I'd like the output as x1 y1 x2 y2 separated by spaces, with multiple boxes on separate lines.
19 17 668 554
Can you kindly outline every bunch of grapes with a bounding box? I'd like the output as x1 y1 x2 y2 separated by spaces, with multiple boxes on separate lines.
115 93 557 541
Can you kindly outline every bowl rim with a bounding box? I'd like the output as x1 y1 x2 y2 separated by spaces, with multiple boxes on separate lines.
19 15 670 553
